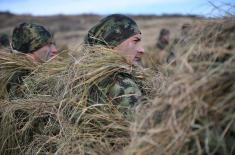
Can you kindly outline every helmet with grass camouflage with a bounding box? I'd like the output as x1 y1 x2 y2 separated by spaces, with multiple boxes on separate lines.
89 73 142 111
12 22 52 53
84 14 141 48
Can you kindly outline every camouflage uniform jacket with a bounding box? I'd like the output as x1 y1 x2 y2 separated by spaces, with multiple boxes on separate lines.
89 72 142 110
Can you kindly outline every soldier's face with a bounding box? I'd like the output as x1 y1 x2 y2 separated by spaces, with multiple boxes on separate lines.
30 43 58 62
114 34 145 64
161 34 170 44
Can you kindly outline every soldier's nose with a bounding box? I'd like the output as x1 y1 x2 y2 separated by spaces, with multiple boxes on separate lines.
138 46 145 54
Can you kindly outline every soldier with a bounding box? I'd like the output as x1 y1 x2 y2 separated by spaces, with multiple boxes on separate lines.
181 23 192 37
84 14 145 110
11 22 58 62
177 23 193 45
151 28 171 65
156 28 170 50
7 22 58 98
0 23 60 154
166 23 192 64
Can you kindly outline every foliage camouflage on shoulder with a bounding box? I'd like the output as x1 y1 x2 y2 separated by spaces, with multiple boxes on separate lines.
0 52 38 99
84 14 141 48
7 69 31 99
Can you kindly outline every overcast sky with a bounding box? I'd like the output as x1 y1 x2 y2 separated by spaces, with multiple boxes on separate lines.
0 0 234 16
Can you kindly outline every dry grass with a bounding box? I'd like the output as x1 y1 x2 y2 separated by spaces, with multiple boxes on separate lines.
125 16 235 155
0 12 234 155
0 52 38 98
0 45 156 155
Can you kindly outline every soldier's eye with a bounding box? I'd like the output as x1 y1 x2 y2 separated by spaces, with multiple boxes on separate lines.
50 41 56 45
133 38 140 43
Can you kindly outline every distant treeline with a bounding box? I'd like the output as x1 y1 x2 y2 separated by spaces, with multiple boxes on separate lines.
0 11 202 18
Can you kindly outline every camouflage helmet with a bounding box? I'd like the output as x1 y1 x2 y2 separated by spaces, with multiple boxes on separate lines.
12 22 52 53
84 14 141 48
0 33 10 47
159 28 170 37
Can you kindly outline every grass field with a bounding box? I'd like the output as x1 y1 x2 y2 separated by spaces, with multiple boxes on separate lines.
0 12 234 155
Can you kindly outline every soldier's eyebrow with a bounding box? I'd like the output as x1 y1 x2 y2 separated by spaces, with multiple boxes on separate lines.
133 36 141 42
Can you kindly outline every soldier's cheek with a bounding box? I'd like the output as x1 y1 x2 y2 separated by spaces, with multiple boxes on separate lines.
44 48 51 61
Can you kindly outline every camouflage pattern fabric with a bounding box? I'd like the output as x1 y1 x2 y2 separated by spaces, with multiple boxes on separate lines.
89 73 142 111
84 14 141 48
108 74 142 110
12 23 52 53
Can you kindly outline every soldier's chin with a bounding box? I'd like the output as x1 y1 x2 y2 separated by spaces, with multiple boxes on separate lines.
133 58 141 65
135 57 141 61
